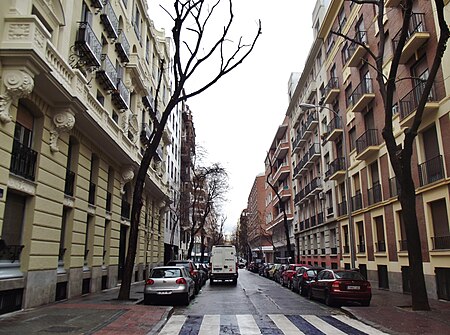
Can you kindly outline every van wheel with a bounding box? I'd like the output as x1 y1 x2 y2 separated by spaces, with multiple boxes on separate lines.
232 278 237 285
210 279 215 285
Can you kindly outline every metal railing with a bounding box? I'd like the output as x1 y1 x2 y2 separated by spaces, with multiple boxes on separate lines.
0 241 24 263
10 139 37 180
100 0 119 38
347 78 374 109
398 239 408 251
376 241 387 252
399 80 436 121
76 22 102 66
322 77 339 98
326 116 342 134
351 191 363 211
338 200 348 216
418 155 444 186
343 30 367 65
367 182 382 205
431 235 450 250
392 13 427 51
325 157 345 179
356 129 379 155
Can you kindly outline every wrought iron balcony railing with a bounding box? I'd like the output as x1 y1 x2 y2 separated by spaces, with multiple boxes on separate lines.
367 182 382 205
0 240 24 263
115 29 130 63
10 139 37 181
399 80 436 121
100 0 119 39
351 191 363 211
96 54 117 91
431 235 450 250
347 78 374 109
418 155 445 186
356 129 379 155
75 22 102 67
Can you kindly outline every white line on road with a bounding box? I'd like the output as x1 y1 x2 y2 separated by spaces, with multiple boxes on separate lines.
332 315 391 335
236 314 262 335
198 315 220 335
158 315 186 335
302 315 347 335
268 314 305 335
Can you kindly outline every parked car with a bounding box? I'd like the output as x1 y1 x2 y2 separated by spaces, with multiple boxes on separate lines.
280 264 306 288
195 263 209 286
259 263 270 276
144 266 195 305
166 259 201 294
267 263 281 280
292 266 324 295
308 269 371 306
274 264 289 283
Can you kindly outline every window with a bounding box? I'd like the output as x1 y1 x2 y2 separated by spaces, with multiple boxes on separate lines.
430 199 450 249
349 127 356 151
2 192 26 249
337 7 346 33
374 216 386 252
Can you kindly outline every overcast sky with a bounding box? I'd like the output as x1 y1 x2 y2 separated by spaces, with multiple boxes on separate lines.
148 0 317 234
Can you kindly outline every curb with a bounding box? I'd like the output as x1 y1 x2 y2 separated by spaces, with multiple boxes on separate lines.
340 306 403 335
146 306 174 335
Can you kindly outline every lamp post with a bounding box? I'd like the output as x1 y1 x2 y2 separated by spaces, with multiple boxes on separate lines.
298 103 356 269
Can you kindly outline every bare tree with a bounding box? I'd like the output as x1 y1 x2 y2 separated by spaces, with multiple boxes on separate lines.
187 163 229 260
334 0 449 310
118 0 261 300
210 214 227 245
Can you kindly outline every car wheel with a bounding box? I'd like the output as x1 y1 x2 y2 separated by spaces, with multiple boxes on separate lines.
232 278 237 286
307 287 313 300
183 292 190 306
298 284 303 296
210 279 214 285
144 294 152 305
325 292 334 306
362 300 371 307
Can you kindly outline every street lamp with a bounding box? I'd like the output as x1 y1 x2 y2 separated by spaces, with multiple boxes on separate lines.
298 103 356 269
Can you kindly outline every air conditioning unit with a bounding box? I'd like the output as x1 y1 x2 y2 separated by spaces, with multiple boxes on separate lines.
318 191 325 200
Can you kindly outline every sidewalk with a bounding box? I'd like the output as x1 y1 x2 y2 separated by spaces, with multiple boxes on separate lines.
0 281 173 335
342 288 450 335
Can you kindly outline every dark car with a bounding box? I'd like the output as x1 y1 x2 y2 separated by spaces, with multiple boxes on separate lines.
291 266 324 295
195 263 209 286
166 259 201 294
308 269 371 306
280 264 306 288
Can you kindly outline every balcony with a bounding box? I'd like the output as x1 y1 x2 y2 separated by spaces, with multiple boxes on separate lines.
277 185 292 202
305 111 319 132
367 182 382 206
90 0 104 10
115 30 130 63
307 177 322 198
418 155 445 186
100 0 119 39
64 170 75 196
75 22 102 68
96 54 117 91
142 95 155 113
355 129 380 161
308 143 321 162
345 31 368 68
0 241 24 262
431 235 450 250
140 123 152 144
338 200 348 216
351 191 363 211
399 81 439 127
274 140 289 160
293 153 309 179
111 79 130 110
325 157 346 181
389 176 400 198
294 190 304 204
292 130 306 154
273 162 290 182
10 139 37 181
325 117 343 142
322 77 340 105
375 241 387 252
393 13 430 64
347 78 375 113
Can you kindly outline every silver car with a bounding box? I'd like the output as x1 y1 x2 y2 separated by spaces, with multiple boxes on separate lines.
144 266 195 305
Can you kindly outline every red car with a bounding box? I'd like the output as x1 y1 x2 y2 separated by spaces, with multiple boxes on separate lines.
280 263 306 288
308 269 371 306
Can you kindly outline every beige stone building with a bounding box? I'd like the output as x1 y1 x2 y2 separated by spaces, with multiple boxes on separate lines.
0 0 172 313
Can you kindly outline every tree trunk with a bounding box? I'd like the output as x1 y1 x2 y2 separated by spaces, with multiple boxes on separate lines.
399 160 430 311
200 233 206 263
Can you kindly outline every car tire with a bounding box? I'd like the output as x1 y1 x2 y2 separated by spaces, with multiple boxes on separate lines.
325 292 334 307
144 294 152 305
298 284 303 296
307 287 313 300
232 278 237 286
183 292 190 306
362 300 370 307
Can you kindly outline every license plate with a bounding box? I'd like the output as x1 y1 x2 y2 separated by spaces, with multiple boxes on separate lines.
157 291 172 295
347 285 360 290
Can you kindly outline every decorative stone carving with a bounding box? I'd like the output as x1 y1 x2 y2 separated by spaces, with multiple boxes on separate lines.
120 166 134 194
49 110 75 152
0 70 34 123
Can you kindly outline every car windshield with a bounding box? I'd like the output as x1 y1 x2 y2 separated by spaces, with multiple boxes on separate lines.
151 268 182 278
334 271 365 280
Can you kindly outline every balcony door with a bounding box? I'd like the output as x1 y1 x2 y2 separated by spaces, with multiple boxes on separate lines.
430 199 450 250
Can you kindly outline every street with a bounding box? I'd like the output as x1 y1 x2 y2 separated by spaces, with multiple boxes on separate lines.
157 269 390 334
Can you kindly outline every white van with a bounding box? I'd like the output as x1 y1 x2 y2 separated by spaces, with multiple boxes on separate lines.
209 245 238 285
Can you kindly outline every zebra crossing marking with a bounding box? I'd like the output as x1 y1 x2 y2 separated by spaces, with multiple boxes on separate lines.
236 314 262 335
198 314 220 335
158 315 186 335
268 314 305 334
331 315 390 335
160 314 391 335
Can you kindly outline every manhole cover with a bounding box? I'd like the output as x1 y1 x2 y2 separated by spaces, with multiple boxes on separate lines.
40 326 81 333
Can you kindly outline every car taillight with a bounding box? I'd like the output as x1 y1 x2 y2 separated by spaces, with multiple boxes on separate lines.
176 278 187 285
303 272 308 279
331 281 340 291
190 270 197 278
146 279 154 285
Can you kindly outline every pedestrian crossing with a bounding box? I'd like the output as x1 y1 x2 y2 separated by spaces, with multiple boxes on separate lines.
158 314 390 335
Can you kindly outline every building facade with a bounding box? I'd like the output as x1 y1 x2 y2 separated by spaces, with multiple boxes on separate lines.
0 0 172 313
287 0 450 300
